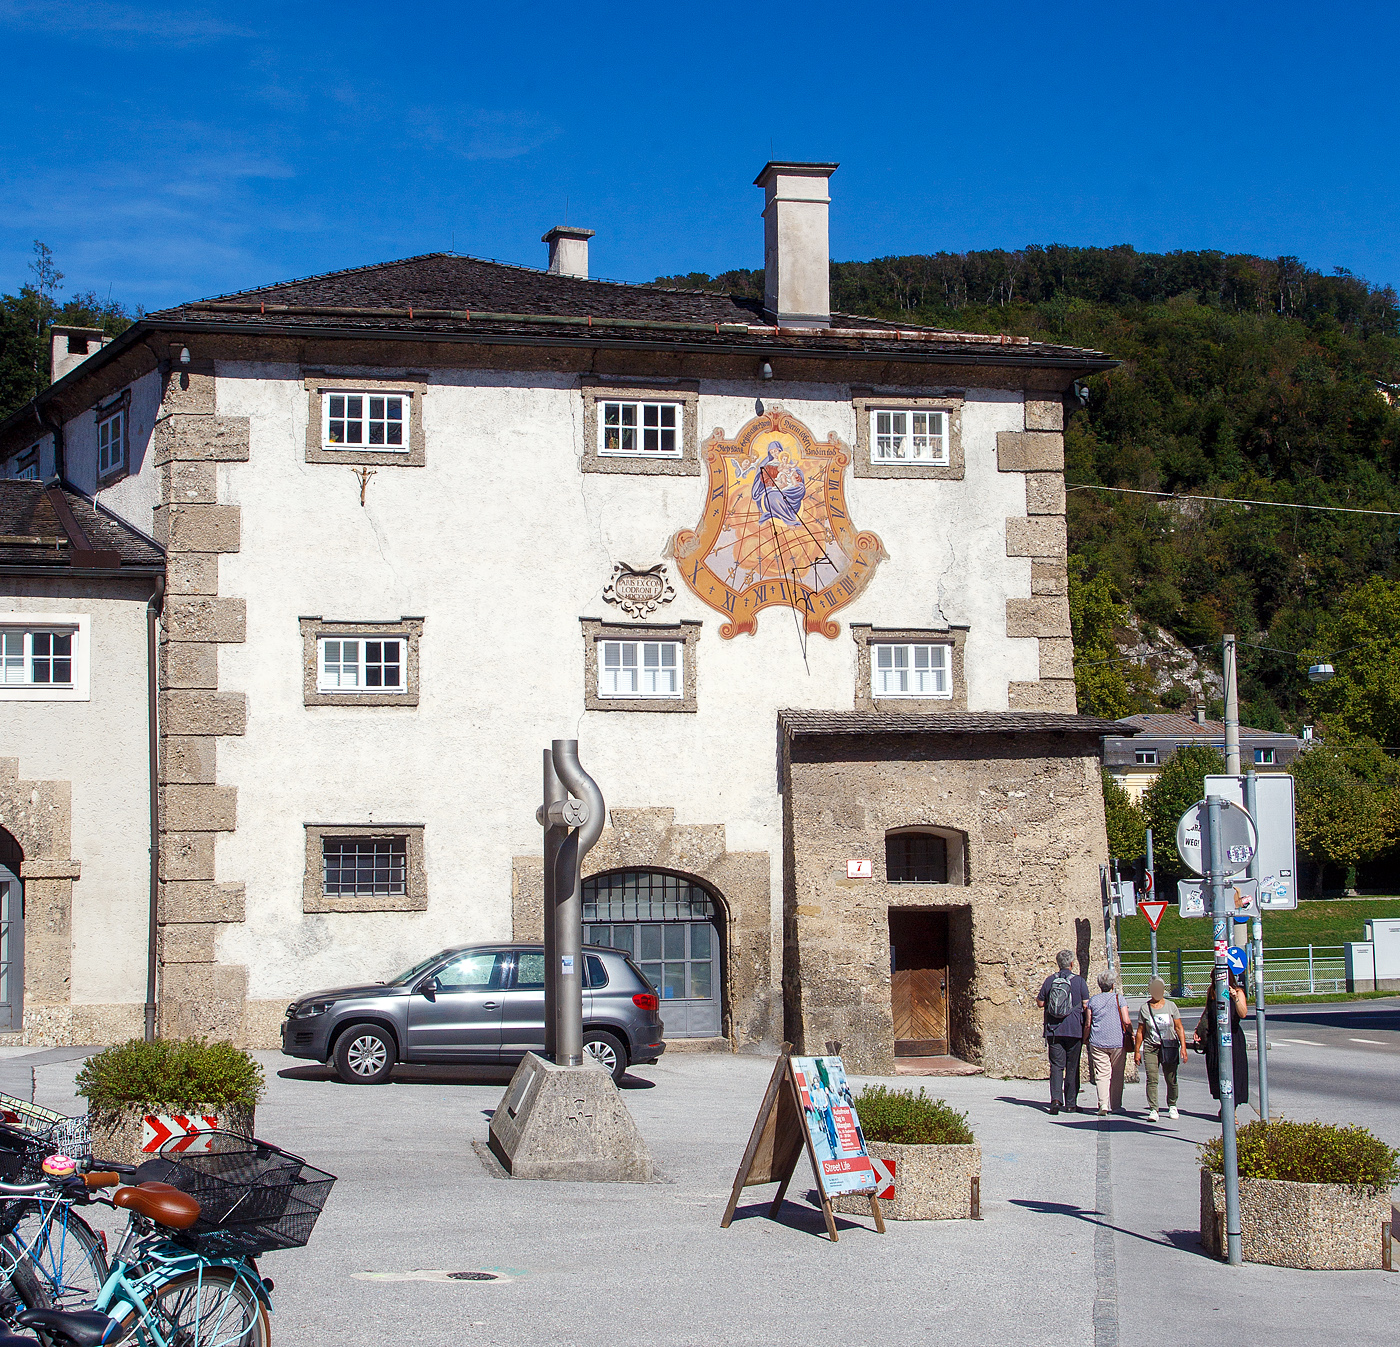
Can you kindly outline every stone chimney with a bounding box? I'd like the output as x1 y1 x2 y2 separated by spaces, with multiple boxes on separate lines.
1194 704 1207 726
753 161 838 329
542 226 595 279
50 326 110 383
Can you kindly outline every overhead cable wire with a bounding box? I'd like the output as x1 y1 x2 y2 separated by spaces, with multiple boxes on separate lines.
1065 482 1400 519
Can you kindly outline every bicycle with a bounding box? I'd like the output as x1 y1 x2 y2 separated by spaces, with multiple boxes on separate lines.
0 1133 334 1347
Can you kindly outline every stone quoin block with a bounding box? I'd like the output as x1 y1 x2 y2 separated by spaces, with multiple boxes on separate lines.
1024 398 1065 431
1031 561 1069 596
159 643 219 690
160 962 249 1043
996 431 1064 473
159 923 218 964
162 785 237 833
1039 637 1076 680
153 415 251 467
159 881 246 924
165 553 220 596
165 505 241 555
1006 596 1072 639
159 370 218 416
1005 515 1068 560
160 691 246 737
1025 474 1066 516
158 832 216 883
160 736 217 785
164 596 246 644
1008 679 1078 712
162 459 218 505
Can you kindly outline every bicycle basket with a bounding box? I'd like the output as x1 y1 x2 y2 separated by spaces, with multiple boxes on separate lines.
135 1131 335 1258
0 1093 91 1175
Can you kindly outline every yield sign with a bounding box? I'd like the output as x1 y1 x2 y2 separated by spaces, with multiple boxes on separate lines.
1139 900 1169 932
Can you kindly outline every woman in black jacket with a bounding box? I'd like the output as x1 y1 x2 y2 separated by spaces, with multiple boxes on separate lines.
1193 970 1249 1118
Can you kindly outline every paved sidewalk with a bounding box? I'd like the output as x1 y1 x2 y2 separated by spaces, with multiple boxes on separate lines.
20 1048 1400 1346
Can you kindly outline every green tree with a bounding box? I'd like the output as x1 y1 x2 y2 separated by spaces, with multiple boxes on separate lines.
1069 560 1134 719
1302 577 1400 746
1141 744 1226 876
1289 742 1399 891
1101 770 1147 861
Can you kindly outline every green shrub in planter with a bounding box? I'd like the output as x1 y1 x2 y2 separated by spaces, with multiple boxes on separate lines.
77 1038 264 1123
1200 1118 1399 1188
853 1086 975 1146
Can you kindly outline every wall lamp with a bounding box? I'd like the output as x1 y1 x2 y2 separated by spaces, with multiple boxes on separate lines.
759 361 773 381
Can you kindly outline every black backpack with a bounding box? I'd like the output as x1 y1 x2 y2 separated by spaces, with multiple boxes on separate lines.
1045 972 1075 1022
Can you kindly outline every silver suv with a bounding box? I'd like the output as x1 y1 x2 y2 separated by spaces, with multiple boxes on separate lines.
280 943 664 1085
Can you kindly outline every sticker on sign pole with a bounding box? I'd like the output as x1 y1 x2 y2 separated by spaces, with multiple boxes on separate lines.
1139 900 1169 931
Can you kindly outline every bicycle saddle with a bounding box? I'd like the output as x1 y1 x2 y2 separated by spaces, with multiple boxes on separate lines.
14 1310 118 1347
112 1180 201 1229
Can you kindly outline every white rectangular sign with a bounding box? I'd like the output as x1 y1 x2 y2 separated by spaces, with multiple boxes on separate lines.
1205 774 1298 909
846 859 872 879
1178 877 1258 919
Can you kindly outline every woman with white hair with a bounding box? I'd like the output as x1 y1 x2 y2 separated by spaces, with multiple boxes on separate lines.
1083 970 1131 1116
1134 975 1186 1122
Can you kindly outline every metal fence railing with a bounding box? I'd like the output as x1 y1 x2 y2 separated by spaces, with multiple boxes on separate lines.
1117 946 1346 999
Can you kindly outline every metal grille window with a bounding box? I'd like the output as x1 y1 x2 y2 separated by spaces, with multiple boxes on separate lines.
584 871 716 1001
872 410 947 464
322 837 407 897
97 408 125 475
599 640 680 698
873 643 950 697
318 638 403 692
0 630 73 686
323 393 406 449
886 832 949 883
600 401 681 457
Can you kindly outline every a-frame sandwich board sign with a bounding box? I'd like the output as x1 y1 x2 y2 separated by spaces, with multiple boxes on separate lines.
719 1044 885 1242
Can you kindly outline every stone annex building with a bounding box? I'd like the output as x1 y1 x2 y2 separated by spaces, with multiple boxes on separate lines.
0 163 1126 1076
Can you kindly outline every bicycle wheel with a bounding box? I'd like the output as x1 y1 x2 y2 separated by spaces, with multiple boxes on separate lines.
0 1238 50 1314
8 1207 107 1310
120 1269 269 1347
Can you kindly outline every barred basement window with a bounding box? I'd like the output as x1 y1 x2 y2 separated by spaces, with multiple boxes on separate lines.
322 837 407 897
885 832 949 884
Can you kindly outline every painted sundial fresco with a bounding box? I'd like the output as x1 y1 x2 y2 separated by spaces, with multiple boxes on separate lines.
667 410 886 639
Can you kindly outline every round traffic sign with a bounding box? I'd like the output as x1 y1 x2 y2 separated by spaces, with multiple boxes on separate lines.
1175 798 1257 878
1226 946 1248 975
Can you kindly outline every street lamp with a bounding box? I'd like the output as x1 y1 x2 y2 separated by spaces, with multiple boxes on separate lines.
1308 663 1335 683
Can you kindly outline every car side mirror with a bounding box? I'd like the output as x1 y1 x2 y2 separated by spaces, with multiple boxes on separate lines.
416 977 438 1001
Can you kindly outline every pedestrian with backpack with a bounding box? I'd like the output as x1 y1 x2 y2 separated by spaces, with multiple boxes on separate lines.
1037 949 1089 1114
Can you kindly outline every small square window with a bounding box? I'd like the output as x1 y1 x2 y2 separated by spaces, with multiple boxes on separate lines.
97 408 125 476
872 643 951 698
1135 749 1159 766
322 836 407 897
1254 747 1276 765
318 637 405 693
600 640 681 698
871 409 947 465
600 401 681 458
323 391 408 451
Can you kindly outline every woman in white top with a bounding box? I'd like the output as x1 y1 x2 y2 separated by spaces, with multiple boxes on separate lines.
1134 975 1188 1122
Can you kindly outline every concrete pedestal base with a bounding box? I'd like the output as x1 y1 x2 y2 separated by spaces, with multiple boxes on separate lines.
487 1053 654 1182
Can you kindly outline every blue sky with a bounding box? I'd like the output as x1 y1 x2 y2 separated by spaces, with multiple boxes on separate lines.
1 0 1396 311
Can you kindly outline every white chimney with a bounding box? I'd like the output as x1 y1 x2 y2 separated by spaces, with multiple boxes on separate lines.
542 226 595 279
50 325 110 383
754 161 838 328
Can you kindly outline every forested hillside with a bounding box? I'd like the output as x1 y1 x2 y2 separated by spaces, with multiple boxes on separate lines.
659 247 1400 733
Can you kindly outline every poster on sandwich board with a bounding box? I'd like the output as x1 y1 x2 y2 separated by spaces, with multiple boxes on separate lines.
789 1056 878 1198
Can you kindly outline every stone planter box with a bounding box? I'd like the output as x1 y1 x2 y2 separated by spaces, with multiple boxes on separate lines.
832 1142 980 1221
1200 1169 1393 1269
88 1103 255 1168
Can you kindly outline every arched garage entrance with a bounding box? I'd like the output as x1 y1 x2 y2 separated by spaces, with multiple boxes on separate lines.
0 826 24 1034
582 869 723 1038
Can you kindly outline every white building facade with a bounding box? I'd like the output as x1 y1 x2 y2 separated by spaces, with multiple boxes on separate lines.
0 164 1123 1074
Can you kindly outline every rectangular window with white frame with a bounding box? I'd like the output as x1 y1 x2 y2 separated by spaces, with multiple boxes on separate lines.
97 407 125 476
1135 749 1159 766
872 643 951 698
317 637 405 692
322 392 408 451
1254 747 1276 765
599 401 682 458
599 640 681 698
871 409 949 465
0 615 90 701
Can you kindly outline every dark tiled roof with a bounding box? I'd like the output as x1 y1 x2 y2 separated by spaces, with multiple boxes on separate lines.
0 480 163 569
779 710 1135 737
146 252 1113 367
1111 713 1295 741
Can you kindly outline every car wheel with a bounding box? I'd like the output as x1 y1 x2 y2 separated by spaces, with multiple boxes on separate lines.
334 1023 396 1084
583 1029 628 1084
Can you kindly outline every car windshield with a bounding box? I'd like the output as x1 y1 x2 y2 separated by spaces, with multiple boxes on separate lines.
388 950 454 986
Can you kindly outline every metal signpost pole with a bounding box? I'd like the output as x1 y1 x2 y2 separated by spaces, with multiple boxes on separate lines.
538 750 567 1063
1146 828 1158 981
1207 795 1242 1265
1223 634 1240 776
550 739 605 1068
1109 857 1122 982
1245 769 1269 1122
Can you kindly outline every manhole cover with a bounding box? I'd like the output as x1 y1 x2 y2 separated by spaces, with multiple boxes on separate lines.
448 1272 500 1282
